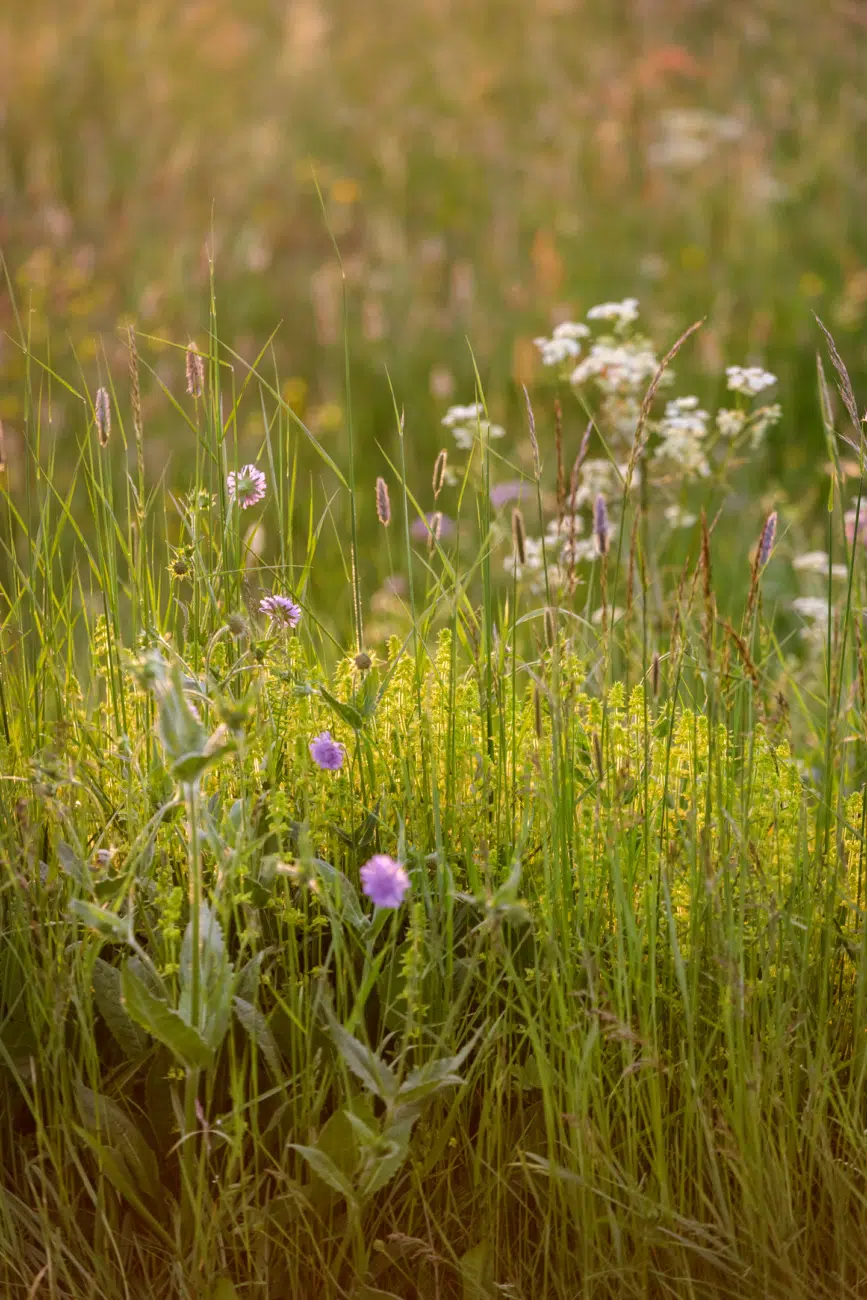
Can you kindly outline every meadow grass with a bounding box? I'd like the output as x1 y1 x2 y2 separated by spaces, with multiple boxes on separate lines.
0 288 866 1300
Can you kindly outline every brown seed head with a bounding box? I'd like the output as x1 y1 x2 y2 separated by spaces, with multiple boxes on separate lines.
375 476 391 526
432 449 448 500
511 507 527 566
186 342 205 398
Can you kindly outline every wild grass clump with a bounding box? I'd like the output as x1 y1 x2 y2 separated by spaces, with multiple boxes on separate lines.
0 295 866 1300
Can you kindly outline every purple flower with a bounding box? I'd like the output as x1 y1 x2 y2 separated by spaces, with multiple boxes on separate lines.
360 854 410 909
490 480 532 509
309 730 345 771
227 464 267 509
260 594 301 627
410 512 455 542
757 511 777 568
594 493 609 557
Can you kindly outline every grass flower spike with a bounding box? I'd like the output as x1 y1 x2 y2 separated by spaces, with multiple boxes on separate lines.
227 464 267 509
360 854 410 908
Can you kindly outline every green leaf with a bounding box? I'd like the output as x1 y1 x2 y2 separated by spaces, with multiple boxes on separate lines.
179 904 234 1050
322 1003 398 1102
312 859 367 931
318 687 365 731
357 1116 413 1197
76 1083 161 1203
170 745 233 784
233 997 283 1078
234 950 265 1004
290 1143 357 1206
395 1057 465 1110
155 664 207 767
57 840 91 893
460 1242 494 1300
121 964 213 1069
209 1281 240 1300
92 959 150 1058
69 898 132 943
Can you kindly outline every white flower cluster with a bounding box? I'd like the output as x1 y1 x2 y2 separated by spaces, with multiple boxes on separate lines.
652 396 711 479
664 504 698 530
793 551 847 578
647 109 744 170
534 321 590 367
586 297 640 330
567 458 633 509
442 402 506 451
726 366 777 397
571 341 661 395
792 596 830 622
746 403 782 450
715 408 747 438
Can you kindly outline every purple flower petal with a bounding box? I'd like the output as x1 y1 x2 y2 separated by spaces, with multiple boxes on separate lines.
309 731 345 771
360 854 410 909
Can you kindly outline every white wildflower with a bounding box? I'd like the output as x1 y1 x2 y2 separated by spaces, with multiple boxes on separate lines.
747 403 782 449
504 535 545 580
571 341 659 396
726 366 777 398
792 597 830 621
664 504 698 529
793 551 847 578
586 298 640 329
716 408 747 438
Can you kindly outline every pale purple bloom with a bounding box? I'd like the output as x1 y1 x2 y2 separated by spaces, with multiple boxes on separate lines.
594 494 609 557
411 512 455 542
260 594 301 627
309 731 345 771
490 481 532 508
227 464 267 509
757 511 777 568
360 854 410 909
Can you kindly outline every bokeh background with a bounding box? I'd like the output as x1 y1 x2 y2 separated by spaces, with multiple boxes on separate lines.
2 0 867 623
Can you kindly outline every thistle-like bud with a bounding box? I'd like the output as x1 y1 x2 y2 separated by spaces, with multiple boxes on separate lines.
428 510 443 551
375 476 391 526
94 386 111 446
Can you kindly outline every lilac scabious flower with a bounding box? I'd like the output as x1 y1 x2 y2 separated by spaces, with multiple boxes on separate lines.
360 854 410 909
309 730 345 771
227 464 267 509
411 512 455 542
490 480 532 509
260 594 301 627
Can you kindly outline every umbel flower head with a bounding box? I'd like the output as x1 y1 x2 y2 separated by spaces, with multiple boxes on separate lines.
227 464 267 509
259 594 301 627
309 731 345 771
360 854 410 909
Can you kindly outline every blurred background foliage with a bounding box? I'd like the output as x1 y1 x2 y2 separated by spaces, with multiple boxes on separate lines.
1 0 867 616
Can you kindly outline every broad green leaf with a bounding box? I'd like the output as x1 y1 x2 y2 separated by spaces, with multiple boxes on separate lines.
69 899 132 943
290 1143 357 1206
318 687 364 731
179 904 233 1050
210 1281 240 1300
57 840 91 893
76 1083 161 1202
170 744 233 784
155 664 206 767
357 1116 413 1197
121 965 212 1069
322 1004 398 1102
395 1058 465 1110
92 958 150 1058
312 859 367 930
460 1241 493 1300
233 997 283 1078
